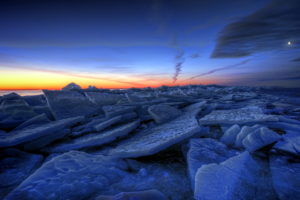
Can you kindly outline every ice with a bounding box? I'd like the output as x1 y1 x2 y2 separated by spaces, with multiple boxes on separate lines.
0 116 83 148
199 106 278 125
270 154 300 200
95 189 167 200
4 151 129 200
43 90 98 120
106 102 205 158
242 127 281 152
0 98 38 130
102 105 136 118
45 120 140 152
94 115 124 132
194 152 277 200
234 125 259 148
273 132 300 156
187 138 238 190
14 113 50 131
23 95 47 106
1 85 300 199
105 160 193 200
4 151 190 200
0 149 43 198
85 92 124 106
23 129 71 151
148 104 182 124
220 124 241 146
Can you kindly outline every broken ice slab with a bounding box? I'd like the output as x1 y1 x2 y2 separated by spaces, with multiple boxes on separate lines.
220 124 241 147
85 92 124 106
95 190 167 200
199 106 278 125
270 154 300 200
148 104 182 124
187 138 238 190
4 151 129 200
43 90 99 120
45 120 140 152
14 113 50 131
273 132 300 156
0 149 43 199
0 116 83 148
242 127 281 152
102 105 136 118
0 98 38 130
106 102 206 158
194 152 277 200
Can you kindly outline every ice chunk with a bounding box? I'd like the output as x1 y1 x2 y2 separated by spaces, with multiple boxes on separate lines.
23 129 70 151
107 103 204 158
273 132 300 156
242 127 281 152
95 189 167 200
199 106 278 125
234 125 258 148
187 138 237 190
0 149 43 199
102 105 136 118
148 104 182 124
270 155 300 200
4 151 129 200
94 115 123 132
43 90 97 120
194 152 277 200
0 116 83 148
23 95 46 106
220 124 240 146
45 120 140 152
85 92 124 106
14 113 50 131
0 98 38 129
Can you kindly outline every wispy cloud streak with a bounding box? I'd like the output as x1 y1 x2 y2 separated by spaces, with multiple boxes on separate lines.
184 59 251 81
171 36 185 83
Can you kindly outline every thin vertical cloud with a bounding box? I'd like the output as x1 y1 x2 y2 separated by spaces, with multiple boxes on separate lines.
171 36 185 83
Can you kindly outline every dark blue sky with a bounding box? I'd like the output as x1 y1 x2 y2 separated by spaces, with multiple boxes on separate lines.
0 0 299 89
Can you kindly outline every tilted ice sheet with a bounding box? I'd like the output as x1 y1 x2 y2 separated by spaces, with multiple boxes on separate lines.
43 90 98 120
106 102 206 158
4 151 129 200
199 106 278 125
45 120 140 153
194 152 277 200
0 116 83 148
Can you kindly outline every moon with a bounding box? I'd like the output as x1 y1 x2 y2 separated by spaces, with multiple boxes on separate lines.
288 41 292 45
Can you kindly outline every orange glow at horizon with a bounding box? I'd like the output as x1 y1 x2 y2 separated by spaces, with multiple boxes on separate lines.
0 69 220 90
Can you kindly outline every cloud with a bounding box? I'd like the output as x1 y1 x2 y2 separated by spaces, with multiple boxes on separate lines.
291 57 300 62
171 36 185 83
211 0 300 58
222 64 300 87
185 59 250 80
259 76 300 81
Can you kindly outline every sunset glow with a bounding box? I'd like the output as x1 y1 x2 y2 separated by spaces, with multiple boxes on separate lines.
0 67 220 90
0 0 299 90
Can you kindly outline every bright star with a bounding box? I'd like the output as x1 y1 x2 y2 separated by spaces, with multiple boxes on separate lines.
288 41 292 45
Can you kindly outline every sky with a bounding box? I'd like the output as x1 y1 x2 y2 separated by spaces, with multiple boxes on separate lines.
0 0 299 90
